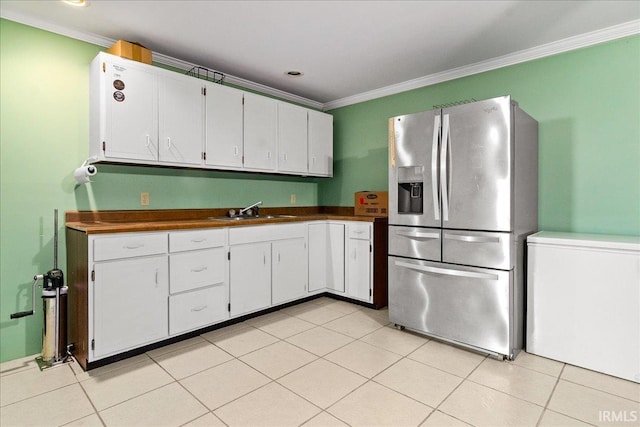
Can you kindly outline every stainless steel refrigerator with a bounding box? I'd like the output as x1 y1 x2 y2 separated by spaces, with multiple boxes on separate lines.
388 95 538 359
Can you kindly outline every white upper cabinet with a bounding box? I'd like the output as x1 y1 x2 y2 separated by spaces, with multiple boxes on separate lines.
308 110 333 176
243 92 277 171
158 70 204 165
90 52 332 176
91 54 158 161
205 83 244 168
277 102 308 174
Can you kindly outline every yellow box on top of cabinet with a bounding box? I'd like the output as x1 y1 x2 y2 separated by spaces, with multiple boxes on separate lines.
106 40 152 64
355 191 388 216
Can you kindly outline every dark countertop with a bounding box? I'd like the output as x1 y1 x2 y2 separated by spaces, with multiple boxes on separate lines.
66 207 387 234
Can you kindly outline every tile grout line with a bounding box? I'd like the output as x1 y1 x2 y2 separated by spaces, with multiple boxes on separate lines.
148 352 225 426
535 363 566 427
0 363 78 409
416 352 491 426
74 379 107 427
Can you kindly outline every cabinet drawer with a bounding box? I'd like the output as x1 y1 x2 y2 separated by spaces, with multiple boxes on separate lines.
170 247 226 294
169 285 227 335
93 233 167 261
347 222 371 240
443 230 512 270
169 229 227 253
389 225 440 261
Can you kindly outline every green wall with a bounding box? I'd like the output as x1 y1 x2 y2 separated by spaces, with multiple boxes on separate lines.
322 35 640 236
0 19 317 362
1 18 639 363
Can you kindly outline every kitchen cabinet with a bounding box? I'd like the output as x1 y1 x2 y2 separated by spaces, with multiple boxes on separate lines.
308 220 387 308
66 217 380 371
277 102 308 174
272 238 308 304
229 223 307 316
168 229 229 335
89 52 333 176
308 110 333 176
205 83 243 168
158 70 204 165
91 232 169 359
346 222 373 303
308 222 345 293
229 242 272 317
243 92 277 171
90 53 158 162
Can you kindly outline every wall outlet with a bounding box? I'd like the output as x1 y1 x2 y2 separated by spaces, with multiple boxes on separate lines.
140 192 150 206
290 194 296 204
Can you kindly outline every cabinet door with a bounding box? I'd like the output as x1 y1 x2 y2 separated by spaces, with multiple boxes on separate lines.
278 103 308 174
93 255 168 358
158 72 204 165
244 93 277 170
272 238 308 305
103 59 158 161
327 224 346 292
346 238 371 302
205 83 244 168
308 110 333 176
229 242 271 316
308 223 344 292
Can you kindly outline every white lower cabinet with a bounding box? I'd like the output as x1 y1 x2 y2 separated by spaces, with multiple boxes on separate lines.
168 229 229 335
346 237 372 302
229 223 307 316
272 238 308 304
346 222 373 302
77 220 378 369
93 254 169 359
229 242 272 317
308 222 345 293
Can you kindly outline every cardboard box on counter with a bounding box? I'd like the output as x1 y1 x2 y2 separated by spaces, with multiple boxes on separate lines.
106 40 152 64
355 191 388 217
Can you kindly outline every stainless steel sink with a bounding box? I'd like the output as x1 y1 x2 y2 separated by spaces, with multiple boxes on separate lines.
207 214 296 221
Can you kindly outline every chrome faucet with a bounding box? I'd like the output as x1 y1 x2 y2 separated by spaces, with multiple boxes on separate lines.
239 200 263 217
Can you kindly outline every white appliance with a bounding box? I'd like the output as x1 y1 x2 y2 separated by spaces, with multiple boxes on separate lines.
527 231 640 383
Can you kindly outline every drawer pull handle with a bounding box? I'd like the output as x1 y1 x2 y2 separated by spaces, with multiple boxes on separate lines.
124 243 144 249
191 305 208 312
444 234 500 243
397 231 439 240
190 238 207 243
190 266 208 273
394 260 499 281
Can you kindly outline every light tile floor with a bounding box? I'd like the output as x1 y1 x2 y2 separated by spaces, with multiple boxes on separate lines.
1 297 639 426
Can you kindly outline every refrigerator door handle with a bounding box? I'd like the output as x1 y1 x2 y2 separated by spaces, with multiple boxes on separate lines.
444 234 501 244
440 114 450 221
394 260 499 281
431 114 441 221
397 231 440 240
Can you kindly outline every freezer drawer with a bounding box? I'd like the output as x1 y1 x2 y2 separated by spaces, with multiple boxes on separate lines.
389 226 440 261
443 230 512 270
388 256 512 356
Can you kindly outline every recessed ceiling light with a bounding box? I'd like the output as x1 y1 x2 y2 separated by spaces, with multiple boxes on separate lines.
63 0 88 7
285 71 303 77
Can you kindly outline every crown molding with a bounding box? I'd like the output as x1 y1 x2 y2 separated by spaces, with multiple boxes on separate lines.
0 9 324 110
2 9 637 112
323 19 640 111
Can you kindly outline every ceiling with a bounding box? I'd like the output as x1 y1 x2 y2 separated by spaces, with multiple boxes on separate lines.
1 1 639 109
